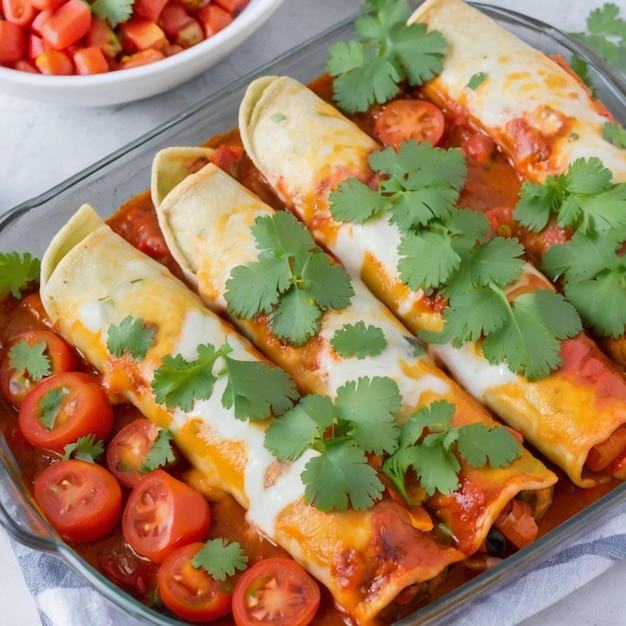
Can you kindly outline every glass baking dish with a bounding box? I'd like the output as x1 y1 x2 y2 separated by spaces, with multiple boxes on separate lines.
2 3 626 625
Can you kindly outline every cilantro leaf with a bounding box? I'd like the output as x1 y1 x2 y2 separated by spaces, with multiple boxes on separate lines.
602 121 626 148
301 440 384 512
9 340 50 382
330 321 387 358
191 538 248 582
62 435 105 462
335 377 401 456
225 212 354 346
221 357 299 421
90 0 134 28
38 387 68 430
326 0 447 113
140 428 176 472
515 157 626 234
383 400 521 498
570 3 626 72
264 394 337 461
107 315 156 361
152 343 232 411
0 252 40 298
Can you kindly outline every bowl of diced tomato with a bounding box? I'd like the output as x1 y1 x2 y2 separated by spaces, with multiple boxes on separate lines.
0 0 284 105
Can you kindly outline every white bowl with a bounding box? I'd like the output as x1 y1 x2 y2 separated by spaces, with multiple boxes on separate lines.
0 0 284 107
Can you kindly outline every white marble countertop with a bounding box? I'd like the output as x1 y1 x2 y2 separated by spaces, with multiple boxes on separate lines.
2 0 626 624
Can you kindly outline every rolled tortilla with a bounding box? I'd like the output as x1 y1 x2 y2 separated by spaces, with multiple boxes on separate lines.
152 149 557 557
409 0 626 184
39 204 465 625
238 74 626 488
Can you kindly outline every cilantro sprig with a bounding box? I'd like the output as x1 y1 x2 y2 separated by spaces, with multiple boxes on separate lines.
264 376 402 512
107 315 157 361
330 140 582 380
515 157 626 338
192 538 248 581
90 0 134 28
330 321 387 358
569 3 626 72
225 211 354 346
0 252 40 299
9 340 50 382
140 428 176 473
326 0 447 113
62 435 105 462
383 401 522 499
151 341 298 419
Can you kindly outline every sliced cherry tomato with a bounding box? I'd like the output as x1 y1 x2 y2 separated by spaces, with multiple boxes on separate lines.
0 21 27 64
232 558 320 626
122 469 211 564
158 542 233 622
40 0 92 50
374 99 445 149
106 418 162 488
18 371 114 453
1 330 79 408
34 459 122 543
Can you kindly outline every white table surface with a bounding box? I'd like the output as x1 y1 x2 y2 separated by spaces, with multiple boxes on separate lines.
2 0 626 624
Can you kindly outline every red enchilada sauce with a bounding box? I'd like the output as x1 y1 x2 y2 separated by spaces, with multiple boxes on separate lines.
0 73 622 625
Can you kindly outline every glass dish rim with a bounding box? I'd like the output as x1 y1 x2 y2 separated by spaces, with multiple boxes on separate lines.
2 3 626 625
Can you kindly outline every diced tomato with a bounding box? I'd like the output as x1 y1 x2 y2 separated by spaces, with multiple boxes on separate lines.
13 58 38 72
85 17 122 59
461 133 496 163
118 47 165 69
197 4 233 37
608 451 626 480
214 0 250 13
174 18 203 48
158 542 233 622
73 46 109 74
492 499 538 550
29 0 65 11
0 21 27 64
35 48 74 73
40 0 92 50
586 425 626 472
374 99 446 149
120 18 167 53
2 0 36 27
28 33 47 59
232 558 321 626
133 0 169 23
158 1 193 38
34 459 122 543
30 8 53 36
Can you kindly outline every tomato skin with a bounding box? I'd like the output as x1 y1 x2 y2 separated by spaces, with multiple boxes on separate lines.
106 418 162 487
232 558 321 626
18 371 114 453
40 0 92 50
2 0 36 27
158 542 233 622
0 21 27 64
1 330 79 409
34 459 122 543
122 469 211 564
374 99 446 149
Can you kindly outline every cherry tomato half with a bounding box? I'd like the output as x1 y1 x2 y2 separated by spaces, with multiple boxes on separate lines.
158 542 233 622
107 418 162 488
122 469 211 564
374 99 445 150
18 371 114 452
232 558 320 626
34 459 122 543
1 329 79 408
